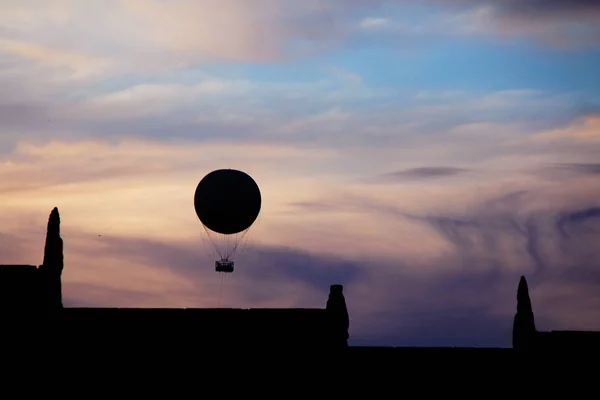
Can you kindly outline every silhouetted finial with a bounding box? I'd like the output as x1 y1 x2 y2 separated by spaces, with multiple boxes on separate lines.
326 284 349 347
330 284 343 295
39 207 64 310
42 207 63 272
513 275 536 350
517 276 533 314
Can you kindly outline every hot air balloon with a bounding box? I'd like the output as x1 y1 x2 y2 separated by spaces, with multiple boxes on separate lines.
194 169 261 273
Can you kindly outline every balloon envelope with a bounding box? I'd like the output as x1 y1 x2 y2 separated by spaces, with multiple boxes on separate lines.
194 169 261 235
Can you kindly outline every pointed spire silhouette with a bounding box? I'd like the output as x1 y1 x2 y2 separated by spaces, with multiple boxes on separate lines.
42 208 63 270
517 276 533 315
39 207 64 310
513 275 536 349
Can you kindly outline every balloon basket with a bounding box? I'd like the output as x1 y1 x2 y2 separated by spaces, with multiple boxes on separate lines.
215 260 234 273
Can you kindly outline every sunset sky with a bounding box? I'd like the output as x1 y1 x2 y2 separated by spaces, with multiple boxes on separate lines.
1 0 599 347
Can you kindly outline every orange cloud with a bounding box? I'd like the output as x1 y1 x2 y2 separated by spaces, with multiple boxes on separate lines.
0 138 482 266
0 39 113 78
0 139 366 240
531 113 600 142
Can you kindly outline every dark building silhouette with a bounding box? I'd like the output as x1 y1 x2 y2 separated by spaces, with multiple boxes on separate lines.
3 207 600 353
0 265 41 315
0 207 349 349
513 275 600 351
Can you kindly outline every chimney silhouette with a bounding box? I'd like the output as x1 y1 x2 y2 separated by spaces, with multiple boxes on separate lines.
326 284 349 347
38 207 64 312
512 275 536 350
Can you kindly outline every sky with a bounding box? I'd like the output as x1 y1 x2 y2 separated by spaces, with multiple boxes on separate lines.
1 0 600 347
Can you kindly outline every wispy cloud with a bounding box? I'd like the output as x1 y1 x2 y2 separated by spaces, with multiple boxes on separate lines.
541 163 600 180
417 0 600 48
377 167 471 182
1 0 597 87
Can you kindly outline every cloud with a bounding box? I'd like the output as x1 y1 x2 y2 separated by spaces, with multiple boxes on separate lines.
0 138 343 194
556 163 600 175
352 1 600 49
535 114 600 142
0 0 597 91
0 138 355 253
1 92 598 252
360 18 390 29
481 0 600 19
377 167 471 182
535 163 600 182
1 0 596 157
556 207 600 239
0 38 113 78
0 66 398 153
0 0 370 76
288 170 600 269
441 0 600 48
1 68 590 158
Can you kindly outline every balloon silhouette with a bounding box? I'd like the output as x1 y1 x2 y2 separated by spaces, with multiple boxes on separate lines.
194 169 261 272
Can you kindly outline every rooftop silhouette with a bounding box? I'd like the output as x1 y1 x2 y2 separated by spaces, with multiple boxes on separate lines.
1 207 349 350
513 275 600 351
1 207 599 354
